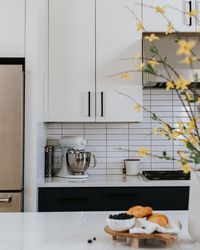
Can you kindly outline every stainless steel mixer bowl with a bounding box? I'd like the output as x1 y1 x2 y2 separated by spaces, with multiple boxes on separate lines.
66 150 96 175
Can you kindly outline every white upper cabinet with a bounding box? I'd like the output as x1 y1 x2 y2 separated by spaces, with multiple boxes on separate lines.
0 0 25 57
143 0 196 32
96 0 143 122
47 0 143 122
48 0 95 122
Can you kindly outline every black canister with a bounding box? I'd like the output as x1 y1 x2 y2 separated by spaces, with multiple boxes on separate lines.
45 145 54 177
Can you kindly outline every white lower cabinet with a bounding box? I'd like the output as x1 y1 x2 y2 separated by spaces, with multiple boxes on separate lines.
46 0 143 122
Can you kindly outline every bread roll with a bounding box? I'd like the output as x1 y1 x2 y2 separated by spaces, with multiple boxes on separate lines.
127 205 153 218
147 213 168 227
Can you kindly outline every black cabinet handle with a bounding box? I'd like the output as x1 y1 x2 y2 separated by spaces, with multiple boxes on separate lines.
189 1 192 26
88 91 91 117
101 92 104 117
107 193 137 197
60 197 89 201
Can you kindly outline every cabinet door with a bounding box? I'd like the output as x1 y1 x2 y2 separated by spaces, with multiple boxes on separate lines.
143 0 196 32
96 0 143 122
38 188 103 211
0 0 25 57
48 0 95 122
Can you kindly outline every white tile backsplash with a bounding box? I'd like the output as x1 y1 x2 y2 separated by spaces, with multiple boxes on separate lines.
46 89 193 175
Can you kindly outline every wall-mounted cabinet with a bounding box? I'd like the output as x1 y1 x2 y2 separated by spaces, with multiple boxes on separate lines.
48 0 95 122
143 0 196 32
0 0 25 57
45 0 143 122
96 0 142 122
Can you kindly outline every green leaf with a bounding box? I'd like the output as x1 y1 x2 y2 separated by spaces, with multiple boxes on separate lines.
149 46 159 55
144 64 156 75
151 113 158 121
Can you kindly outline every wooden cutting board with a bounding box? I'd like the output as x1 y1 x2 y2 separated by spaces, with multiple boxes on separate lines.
104 226 177 248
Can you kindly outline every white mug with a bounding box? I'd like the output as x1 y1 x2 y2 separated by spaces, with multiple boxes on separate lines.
123 159 140 176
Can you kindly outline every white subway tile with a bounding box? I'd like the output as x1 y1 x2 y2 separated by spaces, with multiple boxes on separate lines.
85 123 106 129
47 123 61 129
85 134 106 140
62 128 84 135
107 134 129 140
107 123 128 129
85 128 106 135
47 128 61 135
62 123 84 129
107 128 128 135
88 168 107 175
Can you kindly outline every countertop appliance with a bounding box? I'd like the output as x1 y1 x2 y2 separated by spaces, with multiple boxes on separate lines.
141 170 190 181
56 136 96 178
0 63 24 212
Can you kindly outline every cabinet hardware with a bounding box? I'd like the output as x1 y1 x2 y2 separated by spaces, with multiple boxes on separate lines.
189 1 192 26
88 91 91 117
60 197 89 201
101 92 104 117
0 195 12 203
108 193 137 197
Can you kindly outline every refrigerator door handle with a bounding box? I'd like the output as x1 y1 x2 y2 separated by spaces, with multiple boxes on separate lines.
0 194 12 203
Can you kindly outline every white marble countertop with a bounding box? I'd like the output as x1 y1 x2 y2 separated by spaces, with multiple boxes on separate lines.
38 175 190 187
0 211 197 250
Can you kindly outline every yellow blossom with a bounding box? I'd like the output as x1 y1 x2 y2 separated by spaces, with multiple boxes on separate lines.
120 72 132 80
152 128 159 135
147 58 159 68
175 76 191 91
155 6 166 14
159 123 170 136
175 122 186 133
169 131 180 140
136 22 144 32
184 91 193 101
135 63 145 71
166 22 174 35
137 147 149 157
197 97 200 103
187 118 196 133
145 34 159 42
188 135 198 145
178 151 188 160
177 40 196 56
187 10 198 17
166 81 175 90
134 103 141 113
181 162 192 174
135 53 142 59
181 56 197 65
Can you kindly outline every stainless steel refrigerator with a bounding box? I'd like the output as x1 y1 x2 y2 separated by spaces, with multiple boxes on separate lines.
0 64 24 212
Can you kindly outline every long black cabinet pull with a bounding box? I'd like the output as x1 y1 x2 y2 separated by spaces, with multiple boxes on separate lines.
108 193 137 197
101 92 104 117
60 197 89 201
189 1 192 26
88 91 91 117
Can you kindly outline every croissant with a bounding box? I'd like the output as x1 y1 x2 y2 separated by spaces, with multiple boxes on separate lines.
147 213 169 227
127 205 153 218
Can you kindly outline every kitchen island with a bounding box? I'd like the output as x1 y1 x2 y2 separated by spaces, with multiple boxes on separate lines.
0 211 197 250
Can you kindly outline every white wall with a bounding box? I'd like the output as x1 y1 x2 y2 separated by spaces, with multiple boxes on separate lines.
24 0 47 211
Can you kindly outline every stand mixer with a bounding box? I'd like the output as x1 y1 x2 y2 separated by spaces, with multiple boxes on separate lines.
56 136 96 179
